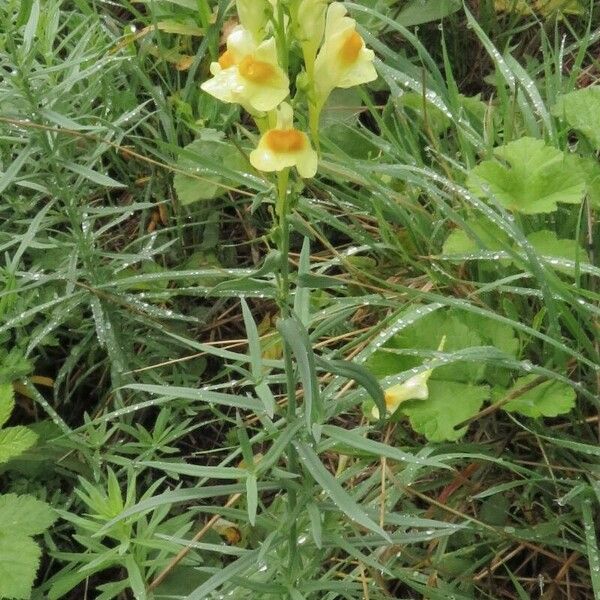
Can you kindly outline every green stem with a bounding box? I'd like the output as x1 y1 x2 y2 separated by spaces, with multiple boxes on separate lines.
275 169 301 589
302 43 322 152
308 103 322 152
276 168 291 310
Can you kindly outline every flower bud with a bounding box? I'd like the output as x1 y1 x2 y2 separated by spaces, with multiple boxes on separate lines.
236 0 272 42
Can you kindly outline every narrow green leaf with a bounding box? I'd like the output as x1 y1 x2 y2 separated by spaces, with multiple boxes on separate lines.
0 148 34 195
294 238 312 326
0 384 15 429
23 0 40 53
317 357 385 419
125 384 263 413
241 298 262 381
322 425 450 469
277 317 321 428
64 162 126 188
307 502 323 549
98 484 279 533
186 549 261 600
246 474 258 526
582 498 600 597
137 461 247 480
125 556 147 600
294 441 390 541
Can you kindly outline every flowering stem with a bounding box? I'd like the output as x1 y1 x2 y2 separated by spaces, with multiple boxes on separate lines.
274 167 301 583
276 167 291 311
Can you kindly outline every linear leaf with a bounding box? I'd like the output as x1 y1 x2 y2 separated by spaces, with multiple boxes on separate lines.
64 162 126 188
294 441 390 541
321 425 450 469
277 317 321 428
125 384 263 412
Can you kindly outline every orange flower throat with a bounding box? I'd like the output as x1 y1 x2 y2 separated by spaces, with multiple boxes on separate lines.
340 31 363 65
239 56 276 83
265 129 306 153
218 50 236 69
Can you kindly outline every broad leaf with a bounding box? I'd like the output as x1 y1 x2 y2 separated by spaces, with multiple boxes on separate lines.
554 87 600 148
525 230 587 275
0 426 38 463
368 309 517 384
0 494 57 536
397 0 461 27
401 381 490 442
578 156 600 209
0 533 41 599
442 218 511 256
468 137 587 214
503 376 576 417
173 132 247 205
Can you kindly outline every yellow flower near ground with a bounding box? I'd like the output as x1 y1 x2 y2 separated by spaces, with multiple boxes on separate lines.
201 27 289 114
371 337 446 419
250 103 318 178
313 2 377 105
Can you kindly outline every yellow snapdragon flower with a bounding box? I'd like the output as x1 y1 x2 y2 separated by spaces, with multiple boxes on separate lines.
236 0 272 43
314 2 377 104
250 103 318 178
371 370 433 420
371 337 446 419
201 27 289 114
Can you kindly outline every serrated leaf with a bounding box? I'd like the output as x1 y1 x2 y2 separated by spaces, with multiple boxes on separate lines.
401 381 489 442
368 310 486 384
0 383 14 428
468 137 587 214
0 533 41 599
0 426 38 463
554 87 600 148
503 375 576 417
0 494 57 536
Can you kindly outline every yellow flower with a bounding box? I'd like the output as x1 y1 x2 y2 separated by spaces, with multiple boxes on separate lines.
250 103 318 178
371 337 446 419
313 2 377 104
201 27 289 113
236 0 272 42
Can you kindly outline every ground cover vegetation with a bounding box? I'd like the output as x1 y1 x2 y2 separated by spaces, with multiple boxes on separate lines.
1 0 599 598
